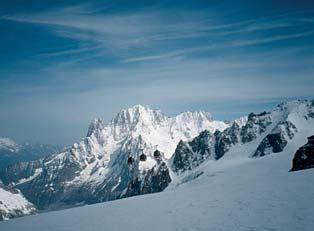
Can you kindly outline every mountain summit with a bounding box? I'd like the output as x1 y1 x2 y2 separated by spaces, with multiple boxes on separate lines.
1 105 228 210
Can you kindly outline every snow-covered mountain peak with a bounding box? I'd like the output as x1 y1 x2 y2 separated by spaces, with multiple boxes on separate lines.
273 99 312 114
87 118 104 137
171 110 228 140
0 138 19 152
112 104 166 128
262 99 314 128
176 110 212 122
81 105 229 161
234 116 248 128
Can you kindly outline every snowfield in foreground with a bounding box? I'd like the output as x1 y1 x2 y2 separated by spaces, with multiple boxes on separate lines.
0 129 313 231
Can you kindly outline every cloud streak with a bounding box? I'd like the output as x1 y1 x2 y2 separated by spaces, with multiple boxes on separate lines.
3 3 313 64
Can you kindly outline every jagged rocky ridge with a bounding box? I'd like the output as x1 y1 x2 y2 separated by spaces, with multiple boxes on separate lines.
122 156 172 198
171 100 314 174
1 100 314 216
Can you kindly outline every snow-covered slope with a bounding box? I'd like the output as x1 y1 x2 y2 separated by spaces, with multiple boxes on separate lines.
0 126 313 230
0 184 35 221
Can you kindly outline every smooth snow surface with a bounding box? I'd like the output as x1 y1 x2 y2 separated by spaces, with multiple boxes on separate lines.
1 130 313 230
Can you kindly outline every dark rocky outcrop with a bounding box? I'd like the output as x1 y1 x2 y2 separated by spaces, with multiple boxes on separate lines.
253 121 297 157
171 117 274 173
0 159 43 185
123 161 171 197
291 135 314 171
253 133 287 157
172 130 214 173
240 112 272 143
214 122 240 160
172 140 193 173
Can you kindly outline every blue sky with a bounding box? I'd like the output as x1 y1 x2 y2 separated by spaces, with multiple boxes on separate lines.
0 0 314 144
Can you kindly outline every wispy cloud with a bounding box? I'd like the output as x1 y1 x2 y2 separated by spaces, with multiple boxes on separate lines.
3 3 313 64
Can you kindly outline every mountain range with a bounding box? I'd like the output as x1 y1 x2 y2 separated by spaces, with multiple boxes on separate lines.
0 138 60 169
0 99 313 221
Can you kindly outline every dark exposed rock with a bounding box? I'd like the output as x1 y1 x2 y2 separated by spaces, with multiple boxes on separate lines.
141 162 171 194
253 133 287 157
291 135 314 171
257 111 267 116
172 131 213 173
253 121 297 157
123 161 171 197
214 131 231 160
214 122 240 160
172 124 241 173
190 130 213 158
308 111 314 119
228 122 241 144
0 159 43 185
240 112 272 143
281 121 298 139
172 140 194 173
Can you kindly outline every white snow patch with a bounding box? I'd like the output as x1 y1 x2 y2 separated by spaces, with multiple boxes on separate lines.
15 168 43 186
0 187 35 220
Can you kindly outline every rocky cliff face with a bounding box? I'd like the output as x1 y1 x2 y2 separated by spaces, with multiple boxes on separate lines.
291 135 314 171
123 159 171 198
172 130 214 173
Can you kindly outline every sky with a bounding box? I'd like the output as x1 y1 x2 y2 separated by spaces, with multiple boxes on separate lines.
0 0 314 145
